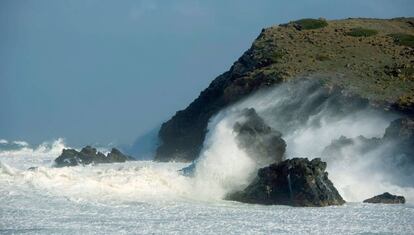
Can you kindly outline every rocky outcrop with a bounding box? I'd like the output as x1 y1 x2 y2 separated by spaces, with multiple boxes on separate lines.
178 108 286 176
234 108 286 166
227 158 345 207
363 192 405 204
155 17 414 162
322 117 414 184
54 146 132 167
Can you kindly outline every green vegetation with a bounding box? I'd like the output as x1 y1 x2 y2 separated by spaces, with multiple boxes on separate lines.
346 27 378 37
293 18 328 30
315 54 331 61
389 33 414 47
270 50 286 61
402 67 414 77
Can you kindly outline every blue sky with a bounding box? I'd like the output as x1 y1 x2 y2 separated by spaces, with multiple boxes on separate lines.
1 0 413 147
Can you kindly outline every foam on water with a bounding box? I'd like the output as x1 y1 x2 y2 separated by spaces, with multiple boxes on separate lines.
1 161 414 234
1 79 414 234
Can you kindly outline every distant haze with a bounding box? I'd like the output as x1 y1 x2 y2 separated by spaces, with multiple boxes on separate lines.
1 0 413 147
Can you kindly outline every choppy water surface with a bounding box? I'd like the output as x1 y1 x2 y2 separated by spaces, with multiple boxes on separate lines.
2 80 414 234
1 160 413 235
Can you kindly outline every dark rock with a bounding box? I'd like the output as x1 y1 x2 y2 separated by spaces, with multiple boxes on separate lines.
178 108 286 177
322 117 414 185
322 135 381 160
363 192 405 204
233 108 286 166
154 38 281 162
227 158 345 207
383 117 414 141
155 18 414 162
54 146 132 167
179 161 196 176
27 167 38 171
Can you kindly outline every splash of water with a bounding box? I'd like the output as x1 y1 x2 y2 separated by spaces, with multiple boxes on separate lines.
1 79 413 204
191 79 412 202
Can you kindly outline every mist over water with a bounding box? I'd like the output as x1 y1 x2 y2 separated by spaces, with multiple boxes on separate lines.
1 79 414 234
192 79 413 202
1 79 413 205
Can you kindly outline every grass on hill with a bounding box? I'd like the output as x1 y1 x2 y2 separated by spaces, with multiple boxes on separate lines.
346 27 378 37
293 18 328 30
389 33 414 47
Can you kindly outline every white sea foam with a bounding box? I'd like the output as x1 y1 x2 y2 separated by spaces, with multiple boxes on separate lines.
1 80 414 234
1 80 412 203
190 79 413 202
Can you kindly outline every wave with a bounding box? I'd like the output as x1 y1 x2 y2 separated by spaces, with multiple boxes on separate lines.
1 79 413 204
0 138 68 170
191 79 414 202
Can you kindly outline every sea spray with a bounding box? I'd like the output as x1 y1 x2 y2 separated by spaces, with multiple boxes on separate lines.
189 79 413 202
191 110 258 199
0 80 413 203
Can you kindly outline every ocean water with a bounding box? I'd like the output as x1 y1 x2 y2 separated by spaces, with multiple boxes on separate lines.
1 159 414 235
2 81 414 234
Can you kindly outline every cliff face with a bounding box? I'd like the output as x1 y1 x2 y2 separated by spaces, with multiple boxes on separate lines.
155 18 414 162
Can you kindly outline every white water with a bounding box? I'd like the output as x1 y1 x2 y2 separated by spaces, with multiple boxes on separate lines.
1 138 414 234
1 80 414 234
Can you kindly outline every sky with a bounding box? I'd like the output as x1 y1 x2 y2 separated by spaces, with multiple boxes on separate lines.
1 0 413 147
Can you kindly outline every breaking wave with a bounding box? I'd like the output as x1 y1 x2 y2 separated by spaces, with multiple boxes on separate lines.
1 79 413 204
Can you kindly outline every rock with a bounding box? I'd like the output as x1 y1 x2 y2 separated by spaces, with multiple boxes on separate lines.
233 108 286 166
54 146 132 167
321 117 414 188
383 117 414 141
322 135 381 160
179 161 197 176
155 17 414 162
363 192 405 204
227 158 345 207
178 108 286 176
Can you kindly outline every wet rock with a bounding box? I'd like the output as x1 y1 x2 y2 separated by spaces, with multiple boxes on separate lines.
322 135 381 160
178 108 286 177
54 146 133 167
363 192 405 204
322 117 414 186
179 161 197 177
155 18 414 163
227 158 345 207
383 117 414 141
233 108 286 166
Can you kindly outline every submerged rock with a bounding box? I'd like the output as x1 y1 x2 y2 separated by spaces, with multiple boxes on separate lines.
54 146 132 167
227 158 345 207
363 192 405 204
234 108 286 166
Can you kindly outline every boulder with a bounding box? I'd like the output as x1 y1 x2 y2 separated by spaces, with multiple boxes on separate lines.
178 108 286 176
363 192 405 204
54 146 132 167
233 108 286 166
227 158 345 207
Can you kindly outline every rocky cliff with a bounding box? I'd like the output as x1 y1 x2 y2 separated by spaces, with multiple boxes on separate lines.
155 18 414 162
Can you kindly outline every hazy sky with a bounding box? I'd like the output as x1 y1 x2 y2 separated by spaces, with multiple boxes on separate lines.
1 0 413 147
